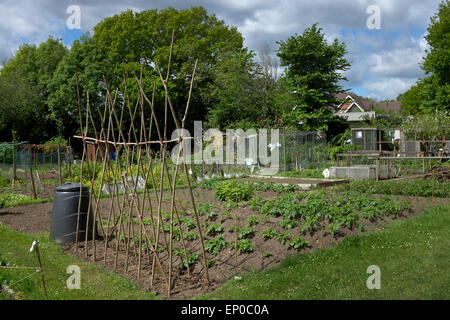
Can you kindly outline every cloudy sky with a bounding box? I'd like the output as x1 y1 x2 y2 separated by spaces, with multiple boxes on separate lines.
0 0 442 100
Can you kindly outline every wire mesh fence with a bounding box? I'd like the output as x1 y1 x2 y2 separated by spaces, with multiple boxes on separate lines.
0 142 73 198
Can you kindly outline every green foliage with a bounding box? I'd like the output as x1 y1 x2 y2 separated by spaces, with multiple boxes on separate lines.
288 236 310 250
401 111 450 141
178 253 200 270
261 228 279 240
233 239 256 253
348 179 450 198
251 189 412 237
183 231 198 241
0 36 68 142
398 1 450 114
276 232 292 245
182 218 197 231
0 193 49 209
246 215 260 227
202 205 450 300
237 226 255 239
206 222 223 235
247 196 265 211
215 180 254 202
44 136 68 146
205 235 227 255
194 177 224 189
276 23 351 130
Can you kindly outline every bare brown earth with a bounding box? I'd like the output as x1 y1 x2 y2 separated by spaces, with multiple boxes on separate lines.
0 186 448 299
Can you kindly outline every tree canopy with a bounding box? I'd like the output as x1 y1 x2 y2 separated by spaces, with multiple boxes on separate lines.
0 37 67 141
398 0 450 114
276 23 351 131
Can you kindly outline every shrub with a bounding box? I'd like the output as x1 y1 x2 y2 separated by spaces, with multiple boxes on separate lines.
215 180 253 202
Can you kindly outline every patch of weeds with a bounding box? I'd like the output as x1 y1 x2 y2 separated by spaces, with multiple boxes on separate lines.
263 251 273 258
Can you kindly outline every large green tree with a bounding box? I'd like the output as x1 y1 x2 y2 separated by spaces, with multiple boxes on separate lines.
398 0 450 114
47 34 109 138
276 23 351 131
48 6 246 142
0 37 68 142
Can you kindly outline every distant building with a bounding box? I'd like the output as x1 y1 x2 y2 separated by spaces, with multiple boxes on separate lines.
331 92 421 153
333 92 401 128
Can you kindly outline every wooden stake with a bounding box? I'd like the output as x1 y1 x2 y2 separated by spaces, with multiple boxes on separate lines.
33 240 49 300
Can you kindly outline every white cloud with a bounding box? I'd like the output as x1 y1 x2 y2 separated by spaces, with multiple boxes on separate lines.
0 0 444 99
364 77 417 100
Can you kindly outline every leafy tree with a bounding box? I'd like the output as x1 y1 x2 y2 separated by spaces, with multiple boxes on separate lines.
206 49 263 129
276 23 351 131
0 36 68 141
47 34 109 138
0 73 39 141
92 6 245 134
398 1 450 114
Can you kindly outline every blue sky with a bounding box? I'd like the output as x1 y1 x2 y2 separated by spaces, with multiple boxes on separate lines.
0 0 443 100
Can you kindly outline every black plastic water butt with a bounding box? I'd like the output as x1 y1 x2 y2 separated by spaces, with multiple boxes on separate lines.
50 182 97 245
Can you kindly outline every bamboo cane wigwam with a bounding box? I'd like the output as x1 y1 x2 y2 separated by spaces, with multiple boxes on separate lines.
73 34 209 297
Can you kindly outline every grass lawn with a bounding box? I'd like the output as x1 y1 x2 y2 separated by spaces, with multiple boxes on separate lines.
199 204 450 299
0 224 159 300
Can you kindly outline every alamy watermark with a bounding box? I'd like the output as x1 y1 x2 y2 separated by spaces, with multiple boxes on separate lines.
366 265 381 290
66 5 81 30
66 265 81 289
170 122 280 175
366 5 381 30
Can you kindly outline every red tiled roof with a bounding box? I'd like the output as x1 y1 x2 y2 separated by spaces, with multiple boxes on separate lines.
333 92 401 114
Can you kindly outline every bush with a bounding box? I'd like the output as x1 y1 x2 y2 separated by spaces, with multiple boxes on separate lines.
215 180 253 202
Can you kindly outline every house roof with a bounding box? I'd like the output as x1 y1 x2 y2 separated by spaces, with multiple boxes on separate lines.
334 92 402 114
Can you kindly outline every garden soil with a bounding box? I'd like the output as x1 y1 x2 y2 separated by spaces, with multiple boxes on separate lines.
0 188 448 299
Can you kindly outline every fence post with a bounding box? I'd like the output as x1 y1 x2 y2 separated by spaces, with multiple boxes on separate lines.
68 147 72 181
29 163 37 200
12 142 17 186
58 144 62 185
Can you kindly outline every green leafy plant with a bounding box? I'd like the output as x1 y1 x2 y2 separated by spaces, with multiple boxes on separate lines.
238 226 254 239
215 180 254 202
205 235 227 255
246 215 260 227
277 232 292 245
206 222 223 235
288 236 310 249
234 239 256 253
183 232 198 241
178 253 200 270
261 228 279 240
